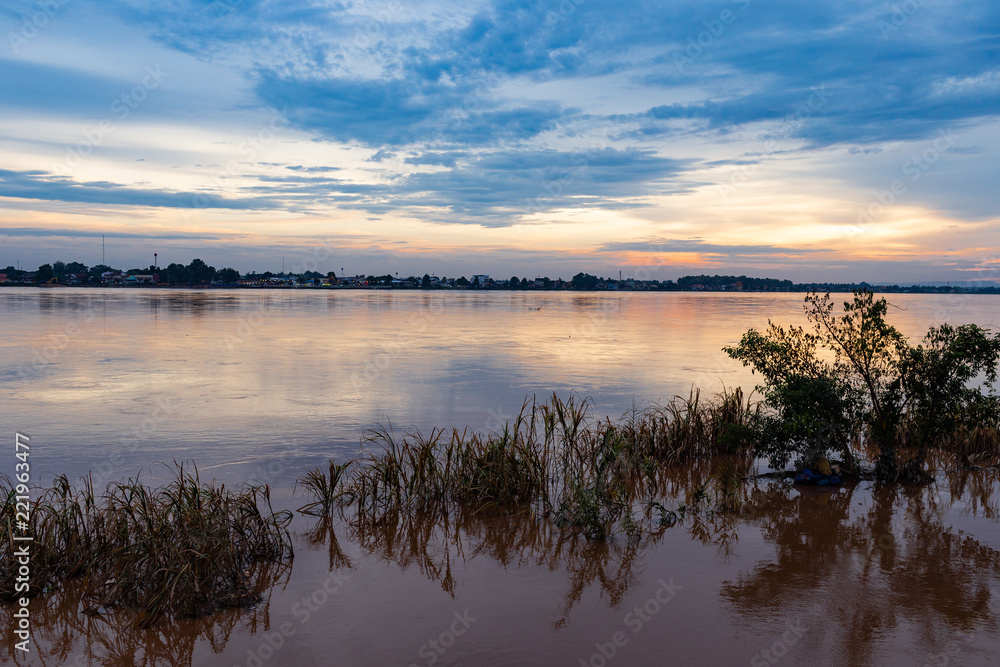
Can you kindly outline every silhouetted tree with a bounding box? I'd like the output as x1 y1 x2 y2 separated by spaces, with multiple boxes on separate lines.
36 264 54 283
187 258 216 284
217 268 240 283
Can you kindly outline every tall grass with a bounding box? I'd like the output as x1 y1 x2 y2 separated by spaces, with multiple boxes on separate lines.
297 459 353 515
1 463 293 627
299 390 760 538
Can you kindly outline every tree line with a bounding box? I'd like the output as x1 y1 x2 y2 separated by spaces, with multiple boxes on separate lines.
4 261 1000 293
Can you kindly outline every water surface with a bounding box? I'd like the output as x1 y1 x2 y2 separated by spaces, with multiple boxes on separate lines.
2 288 1000 666
3 289 997 487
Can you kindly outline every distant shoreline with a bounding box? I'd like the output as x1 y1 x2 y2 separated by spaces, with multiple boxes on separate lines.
3 283 1000 294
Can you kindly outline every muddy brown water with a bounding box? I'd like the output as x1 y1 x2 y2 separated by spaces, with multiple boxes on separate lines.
3 470 999 666
4 290 1000 665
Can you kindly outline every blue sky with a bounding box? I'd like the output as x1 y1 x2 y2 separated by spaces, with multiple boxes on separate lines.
1 0 999 282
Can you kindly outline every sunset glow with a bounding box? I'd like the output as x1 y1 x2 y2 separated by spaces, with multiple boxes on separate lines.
2 1 998 282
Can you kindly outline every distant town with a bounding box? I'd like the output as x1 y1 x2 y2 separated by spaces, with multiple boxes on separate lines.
1 258 999 293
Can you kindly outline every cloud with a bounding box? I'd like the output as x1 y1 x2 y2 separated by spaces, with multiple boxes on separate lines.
597 238 828 257
363 147 697 224
255 72 565 147
0 227 224 241
367 149 397 162
0 59 137 116
192 148 698 223
0 169 277 210
4 0 1000 281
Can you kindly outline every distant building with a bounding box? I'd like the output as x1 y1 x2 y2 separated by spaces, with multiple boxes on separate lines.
101 271 126 284
472 274 489 284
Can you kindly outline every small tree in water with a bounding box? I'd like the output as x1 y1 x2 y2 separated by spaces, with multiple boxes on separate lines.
725 291 1000 481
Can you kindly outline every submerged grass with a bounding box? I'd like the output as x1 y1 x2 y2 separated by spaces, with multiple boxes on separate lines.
301 386 1000 537
9 387 996 630
1 463 293 627
296 459 353 515
300 390 761 539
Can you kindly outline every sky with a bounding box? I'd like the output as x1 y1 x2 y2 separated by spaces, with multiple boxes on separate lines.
1 0 999 283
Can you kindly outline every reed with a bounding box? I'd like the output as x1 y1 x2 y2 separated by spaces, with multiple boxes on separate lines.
301 390 762 538
1 463 293 627
297 459 353 515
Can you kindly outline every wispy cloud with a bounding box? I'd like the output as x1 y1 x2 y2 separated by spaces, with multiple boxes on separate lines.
0 169 278 210
596 238 828 258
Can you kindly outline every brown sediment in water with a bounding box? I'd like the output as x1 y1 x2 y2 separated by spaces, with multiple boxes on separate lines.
5 393 1000 665
4 467 1000 666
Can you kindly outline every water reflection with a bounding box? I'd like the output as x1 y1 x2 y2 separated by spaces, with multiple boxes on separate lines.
724 478 1000 664
338 507 669 624
946 468 1000 519
4 472 1000 665
7 290 1000 490
0 563 290 667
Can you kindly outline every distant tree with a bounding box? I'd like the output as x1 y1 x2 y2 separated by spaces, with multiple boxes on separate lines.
455 276 470 287
187 258 216 283
3 266 24 281
422 274 431 288
471 276 480 287
52 261 67 277
217 268 240 283
571 273 599 289
88 264 114 278
328 271 338 285
164 263 190 284
520 277 530 288
509 275 519 289
36 264 54 283
65 261 88 274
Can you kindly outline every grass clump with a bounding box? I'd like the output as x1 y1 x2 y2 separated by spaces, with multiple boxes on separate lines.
297 459 353 515
300 392 759 539
1 463 293 627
